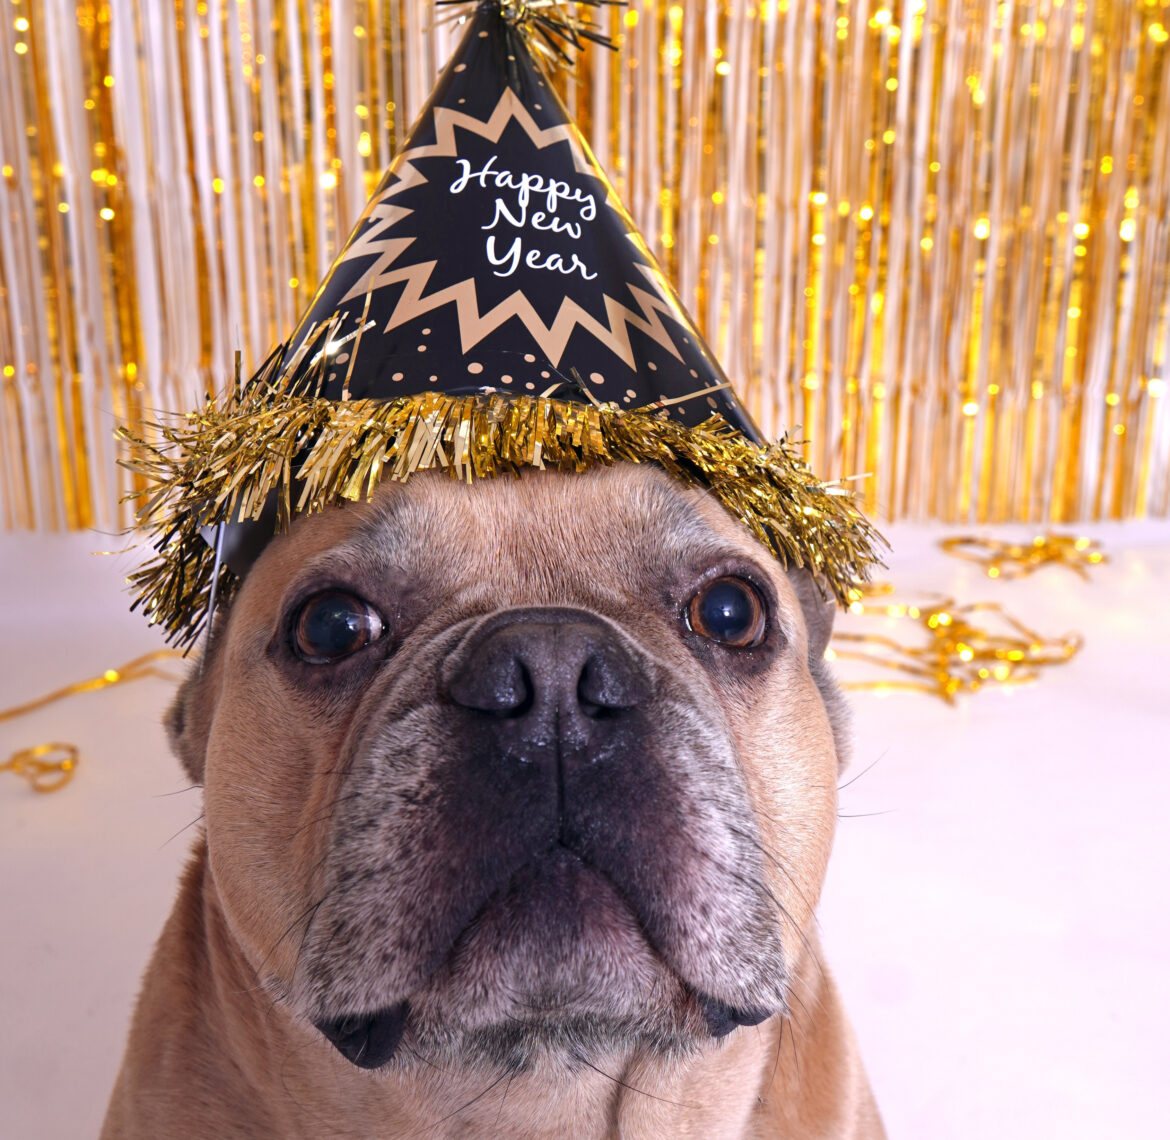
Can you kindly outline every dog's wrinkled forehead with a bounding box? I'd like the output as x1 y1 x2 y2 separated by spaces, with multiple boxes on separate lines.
261 464 790 616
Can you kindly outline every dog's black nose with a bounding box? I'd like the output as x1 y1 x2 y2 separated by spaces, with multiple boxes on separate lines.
447 608 650 747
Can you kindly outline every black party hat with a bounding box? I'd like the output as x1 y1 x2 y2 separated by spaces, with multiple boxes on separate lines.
275 1 754 436
122 1 883 646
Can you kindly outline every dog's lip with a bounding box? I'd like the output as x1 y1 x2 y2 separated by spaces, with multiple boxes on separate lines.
690 993 775 1037
311 991 775 1066
313 1001 410 1069
451 840 640 933
466 840 652 945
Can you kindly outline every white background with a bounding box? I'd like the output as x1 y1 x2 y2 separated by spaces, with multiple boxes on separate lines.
2 522 1168 1138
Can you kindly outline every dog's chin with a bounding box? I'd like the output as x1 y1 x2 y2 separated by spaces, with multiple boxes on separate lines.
310 848 776 1072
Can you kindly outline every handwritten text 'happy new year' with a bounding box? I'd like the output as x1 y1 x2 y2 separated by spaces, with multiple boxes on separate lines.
449 156 599 281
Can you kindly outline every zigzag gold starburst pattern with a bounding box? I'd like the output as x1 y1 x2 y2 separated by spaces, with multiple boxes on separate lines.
118 378 886 647
319 85 689 372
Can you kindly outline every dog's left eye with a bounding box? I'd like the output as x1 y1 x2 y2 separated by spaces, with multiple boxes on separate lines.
686 577 767 648
292 591 385 664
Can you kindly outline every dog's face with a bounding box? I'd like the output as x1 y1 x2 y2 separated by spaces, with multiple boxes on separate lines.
168 463 845 1074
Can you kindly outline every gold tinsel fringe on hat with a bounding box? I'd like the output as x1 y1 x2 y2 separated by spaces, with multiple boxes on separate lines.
119 378 885 647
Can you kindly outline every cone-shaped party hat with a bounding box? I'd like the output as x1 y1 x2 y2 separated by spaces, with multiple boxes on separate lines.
122 1 884 646
278 0 755 434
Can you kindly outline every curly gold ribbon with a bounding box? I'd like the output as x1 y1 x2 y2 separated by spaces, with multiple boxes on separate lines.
939 534 1107 580
1 744 81 795
1 650 186 794
830 584 1081 703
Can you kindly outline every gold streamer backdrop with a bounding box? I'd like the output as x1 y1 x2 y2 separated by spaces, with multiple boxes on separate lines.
2 0 1169 532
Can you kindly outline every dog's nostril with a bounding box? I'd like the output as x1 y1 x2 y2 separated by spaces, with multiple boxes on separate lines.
578 652 649 713
449 657 534 717
577 695 608 720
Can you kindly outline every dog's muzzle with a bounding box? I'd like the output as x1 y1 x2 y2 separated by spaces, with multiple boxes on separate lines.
310 607 779 1069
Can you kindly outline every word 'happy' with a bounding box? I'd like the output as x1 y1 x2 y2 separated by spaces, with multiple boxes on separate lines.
449 155 599 281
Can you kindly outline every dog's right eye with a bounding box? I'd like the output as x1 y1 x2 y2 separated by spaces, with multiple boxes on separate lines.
292 591 385 664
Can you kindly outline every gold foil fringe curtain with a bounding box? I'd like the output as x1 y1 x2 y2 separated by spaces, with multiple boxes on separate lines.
3 0 1169 532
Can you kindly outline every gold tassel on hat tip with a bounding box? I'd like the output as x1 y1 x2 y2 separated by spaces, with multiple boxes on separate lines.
118 382 886 647
435 1 625 67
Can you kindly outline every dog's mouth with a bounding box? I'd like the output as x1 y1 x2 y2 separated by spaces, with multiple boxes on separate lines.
310 846 776 1069
313 995 771 1070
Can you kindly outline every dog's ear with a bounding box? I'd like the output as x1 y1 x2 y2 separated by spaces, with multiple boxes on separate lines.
786 567 851 771
163 617 228 786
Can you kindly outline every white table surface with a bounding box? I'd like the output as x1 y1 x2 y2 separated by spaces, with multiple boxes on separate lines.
2 521 1168 1139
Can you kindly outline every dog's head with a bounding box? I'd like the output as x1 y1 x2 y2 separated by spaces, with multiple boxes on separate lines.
167 463 846 1073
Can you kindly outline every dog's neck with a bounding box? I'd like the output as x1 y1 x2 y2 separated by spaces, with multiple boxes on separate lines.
111 841 861 1139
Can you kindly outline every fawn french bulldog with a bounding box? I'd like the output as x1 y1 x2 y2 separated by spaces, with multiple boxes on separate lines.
103 463 883 1139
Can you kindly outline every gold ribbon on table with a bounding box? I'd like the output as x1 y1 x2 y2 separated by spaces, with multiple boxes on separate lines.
830 584 1082 703
0 650 186 794
939 534 1108 580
